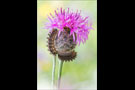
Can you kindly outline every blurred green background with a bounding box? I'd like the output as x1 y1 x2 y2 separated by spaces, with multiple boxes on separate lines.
37 0 97 89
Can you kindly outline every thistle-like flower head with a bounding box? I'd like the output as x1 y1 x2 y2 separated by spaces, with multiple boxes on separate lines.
45 8 94 61
45 8 94 45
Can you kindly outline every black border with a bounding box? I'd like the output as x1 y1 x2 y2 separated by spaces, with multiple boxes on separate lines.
5 0 37 90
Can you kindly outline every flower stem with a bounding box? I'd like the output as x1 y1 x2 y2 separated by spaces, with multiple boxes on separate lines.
52 55 56 89
58 60 64 90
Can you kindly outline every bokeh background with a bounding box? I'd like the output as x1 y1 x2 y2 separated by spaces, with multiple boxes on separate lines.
37 0 97 90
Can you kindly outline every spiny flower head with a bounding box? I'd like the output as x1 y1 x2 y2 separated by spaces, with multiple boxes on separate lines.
45 8 94 45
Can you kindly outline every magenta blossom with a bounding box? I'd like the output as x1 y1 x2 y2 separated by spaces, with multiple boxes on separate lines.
45 8 94 45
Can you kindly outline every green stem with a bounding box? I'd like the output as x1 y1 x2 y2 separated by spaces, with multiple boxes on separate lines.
52 55 56 89
58 60 64 90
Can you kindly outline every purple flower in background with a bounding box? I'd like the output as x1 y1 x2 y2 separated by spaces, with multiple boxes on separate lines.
45 8 94 45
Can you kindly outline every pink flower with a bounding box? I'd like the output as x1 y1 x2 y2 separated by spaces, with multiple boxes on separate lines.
45 8 94 45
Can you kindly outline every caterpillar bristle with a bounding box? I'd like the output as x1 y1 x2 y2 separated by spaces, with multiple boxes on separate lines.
47 29 58 55
58 51 77 62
